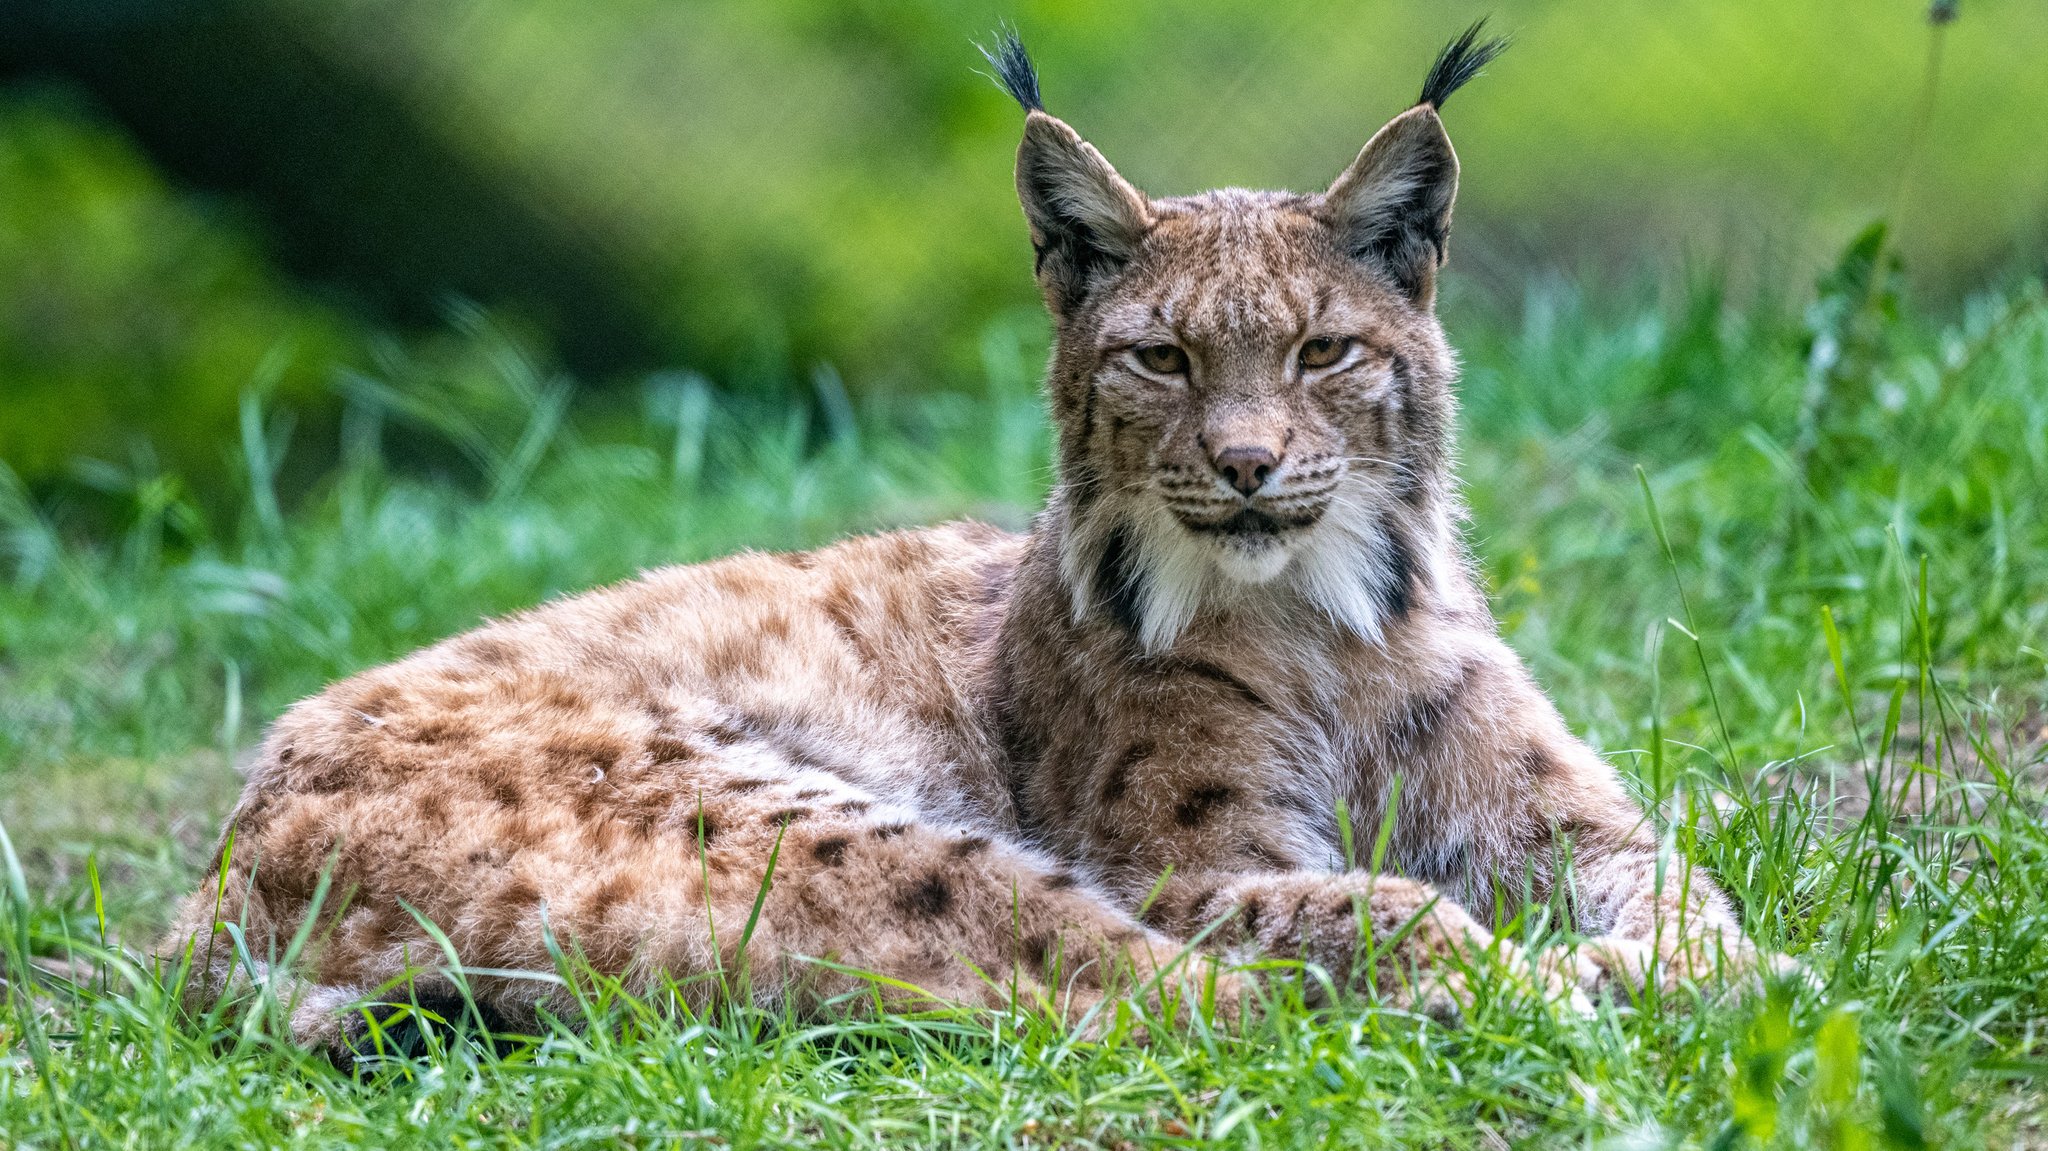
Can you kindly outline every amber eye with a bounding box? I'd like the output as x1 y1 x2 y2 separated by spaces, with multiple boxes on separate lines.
1134 344 1189 376
1299 336 1352 370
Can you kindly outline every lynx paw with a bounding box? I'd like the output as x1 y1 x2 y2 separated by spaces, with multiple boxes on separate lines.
1572 931 1795 999
1385 942 1594 1023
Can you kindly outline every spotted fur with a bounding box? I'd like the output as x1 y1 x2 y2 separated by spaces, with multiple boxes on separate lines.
163 28 1773 1056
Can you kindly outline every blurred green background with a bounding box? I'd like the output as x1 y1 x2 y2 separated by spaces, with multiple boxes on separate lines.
1 0 2044 499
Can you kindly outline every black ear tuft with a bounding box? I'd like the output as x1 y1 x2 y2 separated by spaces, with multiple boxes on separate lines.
977 25 1044 113
1417 18 1510 110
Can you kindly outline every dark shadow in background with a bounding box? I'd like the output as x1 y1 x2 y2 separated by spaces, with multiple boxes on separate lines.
1 0 659 378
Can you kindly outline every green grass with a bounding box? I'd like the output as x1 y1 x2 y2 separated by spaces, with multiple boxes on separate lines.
4 273 2048 1147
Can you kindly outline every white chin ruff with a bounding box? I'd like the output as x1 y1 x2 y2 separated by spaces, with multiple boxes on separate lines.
1068 495 1419 654
1210 536 1293 584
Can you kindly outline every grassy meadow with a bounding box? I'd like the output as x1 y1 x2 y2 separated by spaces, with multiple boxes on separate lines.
4 256 2048 1146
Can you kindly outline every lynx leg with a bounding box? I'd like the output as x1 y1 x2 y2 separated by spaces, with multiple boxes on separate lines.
616 809 1239 1025
167 787 1239 1049
1140 870 1586 1017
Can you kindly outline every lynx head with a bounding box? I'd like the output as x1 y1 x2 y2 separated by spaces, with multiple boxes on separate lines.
985 23 1507 651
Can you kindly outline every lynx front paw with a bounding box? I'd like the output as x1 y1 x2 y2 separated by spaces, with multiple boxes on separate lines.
1384 940 1594 1023
1573 930 1794 998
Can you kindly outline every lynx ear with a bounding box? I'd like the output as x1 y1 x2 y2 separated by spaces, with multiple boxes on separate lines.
982 30 1150 312
1319 20 1507 306
1319 106 1460 305
1015 112 1152 311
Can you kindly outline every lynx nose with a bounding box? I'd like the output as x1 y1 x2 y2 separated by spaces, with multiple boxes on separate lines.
1211 445 1281 497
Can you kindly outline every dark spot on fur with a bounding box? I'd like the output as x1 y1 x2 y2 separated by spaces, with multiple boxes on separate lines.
277 743 296 764
487 779 523 809
897 874 953 919
1375 514 1421 622
293 749 367 794
688 812 719 845
251 854 318 904
992 691 1044 836
1519 744 1566 779
1556 816 1596 845
1383 660 1481 759
607 600 661 636
571 782 607 822
725 778 774 794
1022 932 1058 973
1558 815 1649 856
765 731 835 773
705 718 756 747
819 586 879 670
1174 784 1236 828
872 823 911 840
646 732 698 764
498 810 546 853
1092 522 1146 636
1238 839 1294 871
949 835 991 858
705 631 769 677
1161 659 1271 712
781 550 814 570
540 684 589 714
1401 837 1469 882
764 808 811 827
1101 740 1151 803
1188 886 1225 924
544 735 624 772
833 799 872 815
495 876 540 910
1077 377 1099 455
232 793 275 835
1242 899 1264 940
615 807 661 839
1389 355 1428 505
586 875 637 920
812 837 851 866
354 684 399 718
794 788 829 800
460 636 519 667
1271 788 1322 819
416 791 450 827
975 555 1014 607
348 902 401 954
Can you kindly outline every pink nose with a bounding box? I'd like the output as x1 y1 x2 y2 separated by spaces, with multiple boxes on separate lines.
1211 445 1280 496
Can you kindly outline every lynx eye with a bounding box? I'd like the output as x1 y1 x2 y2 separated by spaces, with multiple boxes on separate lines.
1133 343 1189 376
1299 337 1352 370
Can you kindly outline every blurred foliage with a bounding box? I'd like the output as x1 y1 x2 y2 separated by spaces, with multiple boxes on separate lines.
274 0 2045 376
0 0 2044 496
0 91 354 487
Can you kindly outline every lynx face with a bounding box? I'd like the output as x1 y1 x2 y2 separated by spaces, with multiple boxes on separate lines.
997 56 1471 650
1081 195 1446 595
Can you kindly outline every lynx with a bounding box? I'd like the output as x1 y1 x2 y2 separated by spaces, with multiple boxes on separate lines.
164 23 1774 1055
